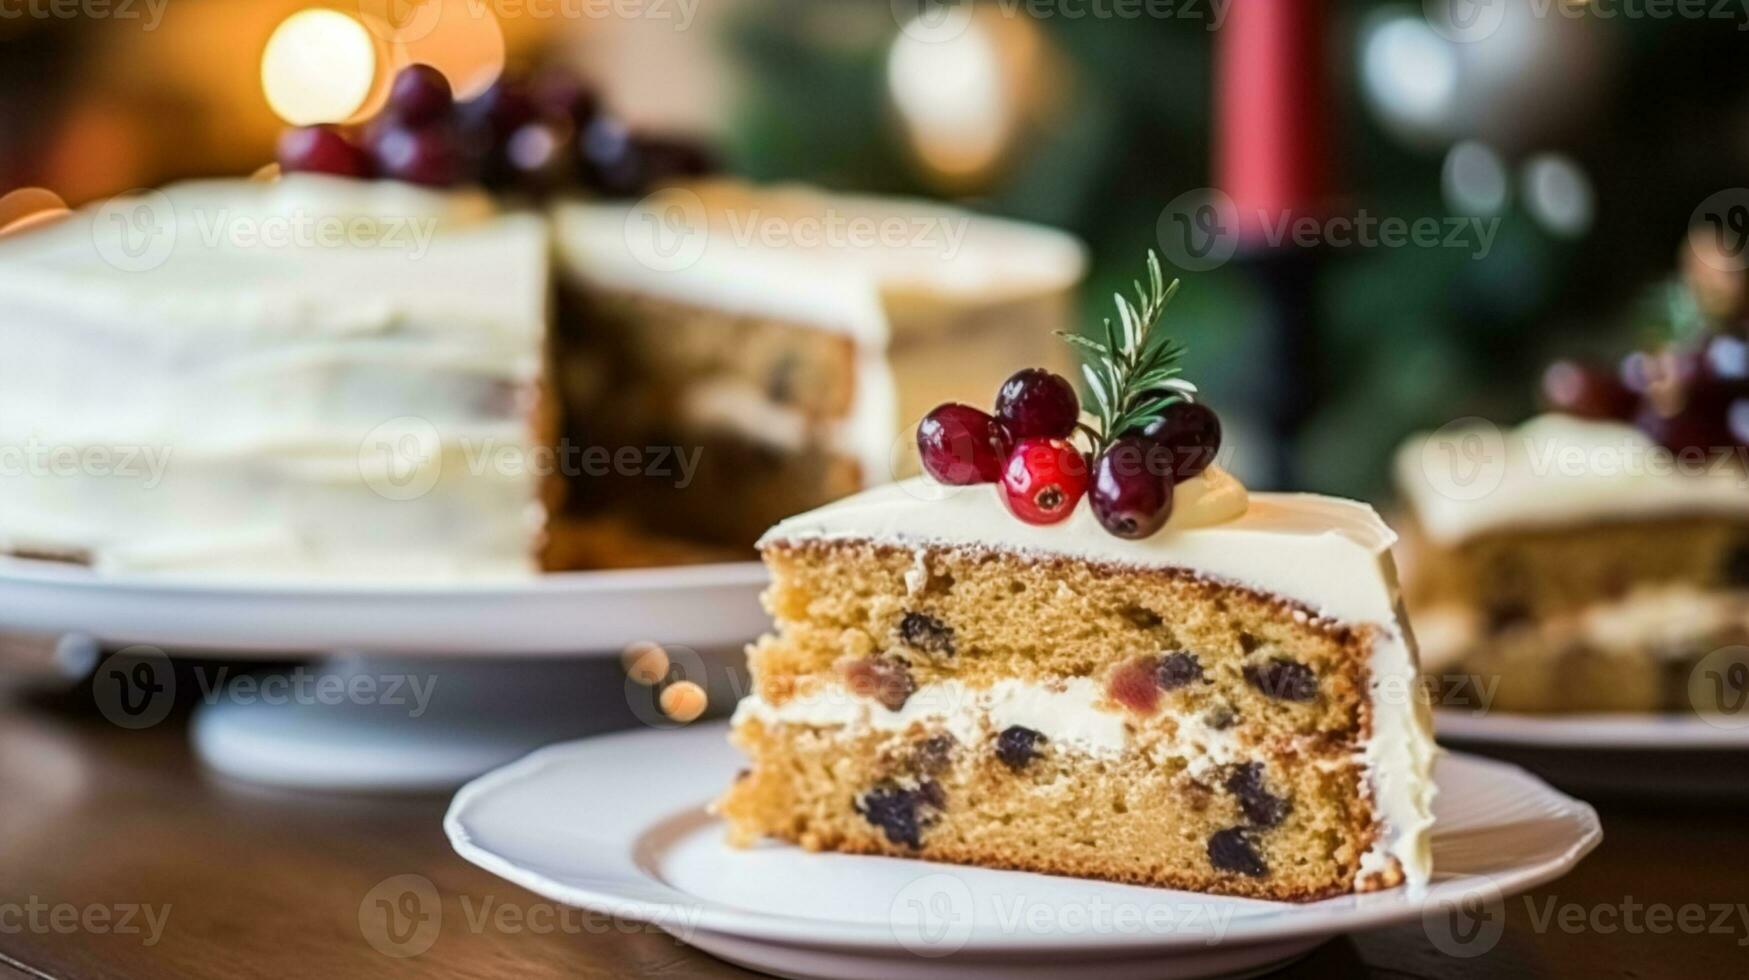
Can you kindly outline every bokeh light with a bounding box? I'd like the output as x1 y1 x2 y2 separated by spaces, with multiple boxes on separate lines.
261 10 379 126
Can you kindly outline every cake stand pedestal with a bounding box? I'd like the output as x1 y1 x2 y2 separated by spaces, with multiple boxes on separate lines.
0 558 766 792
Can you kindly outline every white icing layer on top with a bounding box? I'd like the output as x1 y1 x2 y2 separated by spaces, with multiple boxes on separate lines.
754 474 1437 892
760 471 1391 626
1397 413 1749 545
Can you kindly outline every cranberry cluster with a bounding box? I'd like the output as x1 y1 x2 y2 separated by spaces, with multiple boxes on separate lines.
1541 331 1749 452
276 64 714 196
917 368 1222 538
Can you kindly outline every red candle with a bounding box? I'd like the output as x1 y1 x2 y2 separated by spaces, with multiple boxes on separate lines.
1215 0 1333 246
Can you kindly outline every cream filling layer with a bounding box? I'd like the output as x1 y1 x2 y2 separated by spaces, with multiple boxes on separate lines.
1416 584 1749 669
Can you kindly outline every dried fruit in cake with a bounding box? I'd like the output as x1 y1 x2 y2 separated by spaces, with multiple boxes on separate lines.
1207 827 1267 877
897 612 955 656
994 725 1046 771
1155 651 1205 690
1000 437 1088 525
1225 762 1291 828
855 782 942 849
1244 658 1319 703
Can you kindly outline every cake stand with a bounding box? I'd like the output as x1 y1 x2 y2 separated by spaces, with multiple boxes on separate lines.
0 557 768 791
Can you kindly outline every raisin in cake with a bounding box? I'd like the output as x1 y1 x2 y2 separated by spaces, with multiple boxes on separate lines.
1398 412 1749 713
719 471 1437 900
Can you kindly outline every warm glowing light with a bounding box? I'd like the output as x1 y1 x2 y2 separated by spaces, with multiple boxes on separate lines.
261 10 378 126
0 188 70 236
888 19 1008 178
887 10 1049 186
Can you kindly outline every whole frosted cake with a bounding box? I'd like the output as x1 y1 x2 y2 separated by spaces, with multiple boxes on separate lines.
0 65 1084 579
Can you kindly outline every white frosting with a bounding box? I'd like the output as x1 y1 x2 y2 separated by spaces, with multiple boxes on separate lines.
0 175 548 579
1398 413 1749 544
752 474 1437 892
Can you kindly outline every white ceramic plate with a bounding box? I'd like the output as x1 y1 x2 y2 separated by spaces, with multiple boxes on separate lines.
1434 708 1749 750
446 725 1602 980
0 556 767 655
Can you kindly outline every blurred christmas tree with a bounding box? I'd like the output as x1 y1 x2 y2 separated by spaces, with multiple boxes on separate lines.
718 0 1749 500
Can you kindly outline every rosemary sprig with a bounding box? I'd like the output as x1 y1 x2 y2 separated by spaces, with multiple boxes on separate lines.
1055 250 1196 455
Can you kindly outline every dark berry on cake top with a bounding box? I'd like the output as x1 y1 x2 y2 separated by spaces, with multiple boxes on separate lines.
914 251 1224 539
276 63 718 197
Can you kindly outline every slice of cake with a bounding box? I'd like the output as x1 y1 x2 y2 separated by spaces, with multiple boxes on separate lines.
720 257 1436 900
1398 411 1749 714
548 180 1084 558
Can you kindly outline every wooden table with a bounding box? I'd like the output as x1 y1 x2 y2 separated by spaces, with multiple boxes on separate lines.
1 672 1745 979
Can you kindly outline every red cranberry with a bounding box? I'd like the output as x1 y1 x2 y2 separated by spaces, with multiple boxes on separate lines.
917 404 1007 485
994 369 1080 440
578 116 647 197
385 65 454 126
1141 401 1222 481
1090 436 1174 539
276 125 372 179
1540 359 1637 421
999 437 1088 525
371 123 462 187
